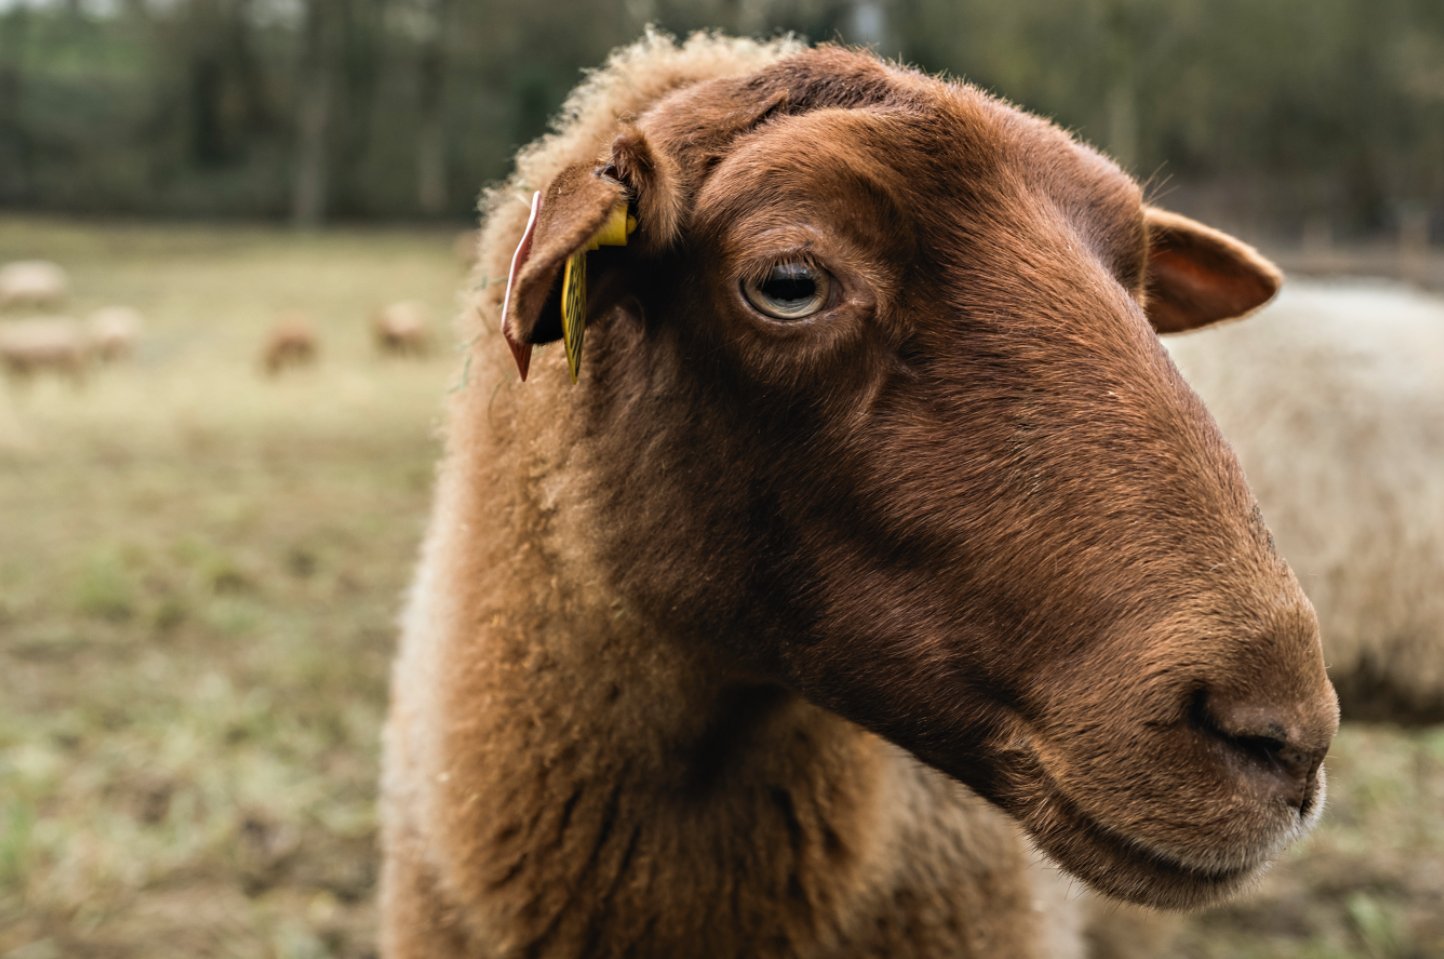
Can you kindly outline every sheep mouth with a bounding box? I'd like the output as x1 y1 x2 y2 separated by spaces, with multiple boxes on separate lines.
1065 812 1263 906
999 742 1318 909
1016 782 1270 909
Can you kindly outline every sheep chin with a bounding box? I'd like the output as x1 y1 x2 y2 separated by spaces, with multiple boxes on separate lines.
1102 775 1324 881
1019 803 1259 911
998 751 1328 911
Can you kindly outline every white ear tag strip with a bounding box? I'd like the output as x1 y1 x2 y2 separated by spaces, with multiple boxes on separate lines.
500 190 543 380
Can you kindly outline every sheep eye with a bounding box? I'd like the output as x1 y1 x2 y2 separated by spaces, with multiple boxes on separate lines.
742 263 831 320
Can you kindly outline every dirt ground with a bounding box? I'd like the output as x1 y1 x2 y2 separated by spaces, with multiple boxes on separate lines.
0 217 1440 958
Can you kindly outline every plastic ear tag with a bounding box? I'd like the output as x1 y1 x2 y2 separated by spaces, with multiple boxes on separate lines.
561 203 636 383
591 203 636 248
561 249 587 383
501 191 543 380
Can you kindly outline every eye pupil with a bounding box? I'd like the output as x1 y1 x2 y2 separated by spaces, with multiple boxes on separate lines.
743 262 831 320
762 272 820 303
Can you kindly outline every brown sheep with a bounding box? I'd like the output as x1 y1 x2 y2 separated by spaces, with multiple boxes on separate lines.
0 318 91 384
261 314 318 376
382 34 1337 959
373 302 433 357
0 260 68 312
86 306 144 363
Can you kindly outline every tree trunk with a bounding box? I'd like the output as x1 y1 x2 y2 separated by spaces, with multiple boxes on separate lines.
1399 202 1430 283
0 7 29 205
416 0 451 217
1106 74 1137 173
292 0 332 228
849 0 887 48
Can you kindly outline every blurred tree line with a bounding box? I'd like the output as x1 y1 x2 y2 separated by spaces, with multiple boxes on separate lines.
0 0 1440 238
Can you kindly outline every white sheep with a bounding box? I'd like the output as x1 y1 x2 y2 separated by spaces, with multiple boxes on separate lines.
0 260 68 312
0 318 91 383
86 306 144 363
1167 279 1444 724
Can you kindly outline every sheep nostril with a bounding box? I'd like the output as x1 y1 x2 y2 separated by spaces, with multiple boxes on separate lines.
1192 694 1329 815
1234 734 1317 806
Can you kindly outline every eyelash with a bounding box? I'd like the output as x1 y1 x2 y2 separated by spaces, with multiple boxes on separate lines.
740 251 826 289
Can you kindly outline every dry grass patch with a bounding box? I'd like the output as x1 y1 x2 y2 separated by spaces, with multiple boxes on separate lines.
0 216 461 958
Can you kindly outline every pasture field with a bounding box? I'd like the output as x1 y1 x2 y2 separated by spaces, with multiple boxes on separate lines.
0 217 1441 958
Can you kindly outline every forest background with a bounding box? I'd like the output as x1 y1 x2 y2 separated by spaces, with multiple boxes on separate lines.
1 0 1442 245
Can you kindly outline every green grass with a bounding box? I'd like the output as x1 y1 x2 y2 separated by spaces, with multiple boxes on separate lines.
1 216 1441 957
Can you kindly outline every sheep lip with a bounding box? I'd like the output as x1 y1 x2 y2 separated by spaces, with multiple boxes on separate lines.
1085 813 1261 887
1011 747 1306 907
1028 789 1267 908
1086 808 1272 878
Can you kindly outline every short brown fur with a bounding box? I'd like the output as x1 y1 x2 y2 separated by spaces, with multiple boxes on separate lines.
383 33 1338 958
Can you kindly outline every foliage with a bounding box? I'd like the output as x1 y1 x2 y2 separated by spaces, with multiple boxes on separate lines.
895 0 1444 235
0 0 1439 235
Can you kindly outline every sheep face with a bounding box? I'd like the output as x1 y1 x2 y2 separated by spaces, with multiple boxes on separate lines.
496 48 1337 910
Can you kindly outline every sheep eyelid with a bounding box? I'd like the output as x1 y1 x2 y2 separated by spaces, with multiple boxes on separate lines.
738 251 827 289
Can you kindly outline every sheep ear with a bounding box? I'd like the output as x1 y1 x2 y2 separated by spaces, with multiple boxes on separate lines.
1143 207 1282 334
500 164 629 381
605 128 685 253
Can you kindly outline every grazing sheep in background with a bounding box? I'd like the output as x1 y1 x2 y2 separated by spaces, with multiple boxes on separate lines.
372 301 432 357
0 260 68 312
382 34 1338 959
261 314 318 376
87 306 144 362
0 318 91 384
1167 280 1444 725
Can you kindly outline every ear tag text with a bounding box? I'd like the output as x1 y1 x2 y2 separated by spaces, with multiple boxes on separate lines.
561 203 636 384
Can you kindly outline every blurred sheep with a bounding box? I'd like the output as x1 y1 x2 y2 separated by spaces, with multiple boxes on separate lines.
1167 280 1444 724
87 306 143 362
0 260 68 312
261 314 318 376
372 301 432 357
0 318 91 383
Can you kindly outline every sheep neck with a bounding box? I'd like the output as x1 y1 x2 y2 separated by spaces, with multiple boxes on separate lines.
399 378 1044 957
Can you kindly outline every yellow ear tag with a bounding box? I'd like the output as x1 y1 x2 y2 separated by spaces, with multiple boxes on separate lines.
561 203 636 383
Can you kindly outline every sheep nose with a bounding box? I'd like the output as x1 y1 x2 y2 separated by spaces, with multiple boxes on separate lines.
1195 695 1332 815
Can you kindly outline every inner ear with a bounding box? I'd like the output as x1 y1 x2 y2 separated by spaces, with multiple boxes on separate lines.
1144 207 1282 334
606 128 686 253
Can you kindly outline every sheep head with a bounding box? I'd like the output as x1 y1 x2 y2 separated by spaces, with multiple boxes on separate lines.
490 46 1337 911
